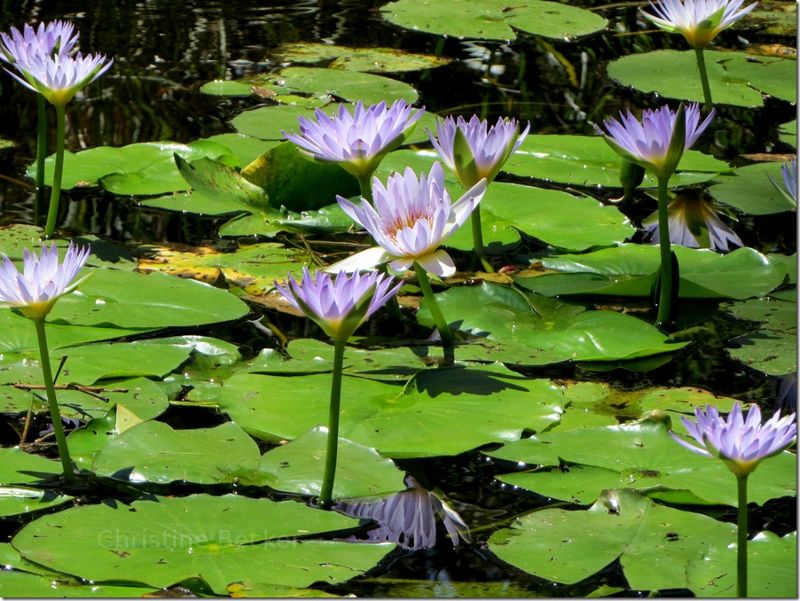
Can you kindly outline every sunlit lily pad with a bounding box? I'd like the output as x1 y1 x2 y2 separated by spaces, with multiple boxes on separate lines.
382 0 607 41
778 119 796 147
446 182 635 252
29 141 236 195
417 283 685 365
488 489 794 596
487 419 796 506
12 494 393 594
276 43 451 73
518 245 785 300
724 295 797 375
91 421 261 484
205 67 419 105
503 135 730 188
608 50 797 107
708 161 796 215
232 105 340 141
0 571 157 597
257 426 406 497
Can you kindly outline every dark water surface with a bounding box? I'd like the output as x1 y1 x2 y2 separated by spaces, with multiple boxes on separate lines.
0 0 795 597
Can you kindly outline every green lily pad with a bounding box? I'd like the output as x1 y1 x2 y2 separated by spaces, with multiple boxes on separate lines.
198 133 279 167
519 245 785 300
0 487 73 518
91 421 261 484
488 489 792 595
487 419 796 506
257 426 406 497
778 120 796 148
190 363 566 458
175 154 269 210
51 268 249 329
0 570 158 597
446 182 635 252
29 141 236 195
607 50 797 107
233 105 340 141
686 531 797 598
241 142 360 212
12 494 394 594
276 43 451 73
382 0 607 42
0 448 73 516
418 282 685 365
139 191 250 215
725 296 797 375
709 161 796 215
503 135 730 189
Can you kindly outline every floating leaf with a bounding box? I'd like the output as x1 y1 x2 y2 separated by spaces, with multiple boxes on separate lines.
233 105 340 141
504 135 729 188
91 421 261 484
29 141 235 194
725 296 797 375
257 426 406 497
12 494 393 594
199 133 279 167
0 571 157 597
608 50 796 107
487 419 795 506
417 283 685 365
778 119 796 148
445 182 635 252
709 161 796 215
276 43 451 73
175 155 269 209
519 245 785 300
241 142 360 212
382 0 607 41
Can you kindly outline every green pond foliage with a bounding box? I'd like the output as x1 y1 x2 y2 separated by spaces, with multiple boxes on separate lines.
0 0 796 597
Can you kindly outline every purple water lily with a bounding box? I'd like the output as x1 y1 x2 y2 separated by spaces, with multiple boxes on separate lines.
275 267 400 342
671 402 796 476
333 162 487 278
283 100 423 181
642 0 757 48
0 243 90 320
7 51 112 106
600 103 714 179
429 114 529 188
781 158 797 205
642 192 742 251
0 20 78 65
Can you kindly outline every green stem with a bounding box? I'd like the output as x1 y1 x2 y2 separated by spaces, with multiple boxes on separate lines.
737 474 749 598
319 338 346 509
655 176 674 328
694 47 713 111
35 95 47 226
413 261 454 350
356 172 373 204
44 103 66 239
33 318 75 481
470 206 493 272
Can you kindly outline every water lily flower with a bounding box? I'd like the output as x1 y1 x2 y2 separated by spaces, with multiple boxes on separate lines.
672 402 796 477
334 162 487 278
275 267 401 509
338 475 471 550
283 100 423 189
8 51 113 106
642 0 757 48
429 114 529 188
642 192 742 251
600 103 714 179
0 20 78 65
0 242 91 482
275 267 400 342
781 158 797 204
0 242 90 320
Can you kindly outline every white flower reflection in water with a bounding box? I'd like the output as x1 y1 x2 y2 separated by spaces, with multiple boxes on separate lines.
337 475 471 550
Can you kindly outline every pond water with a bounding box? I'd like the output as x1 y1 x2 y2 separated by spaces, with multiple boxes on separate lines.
0 0 796 597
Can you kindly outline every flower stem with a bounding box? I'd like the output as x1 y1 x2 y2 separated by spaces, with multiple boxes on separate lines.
470 206 494 272
35 94 47 226
44 103 66 239
356 172 373 204
319 337 346 509
737 474 749 598
33 318 75 481
694 47 713 111
655 176 674 328
413 261 454 349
